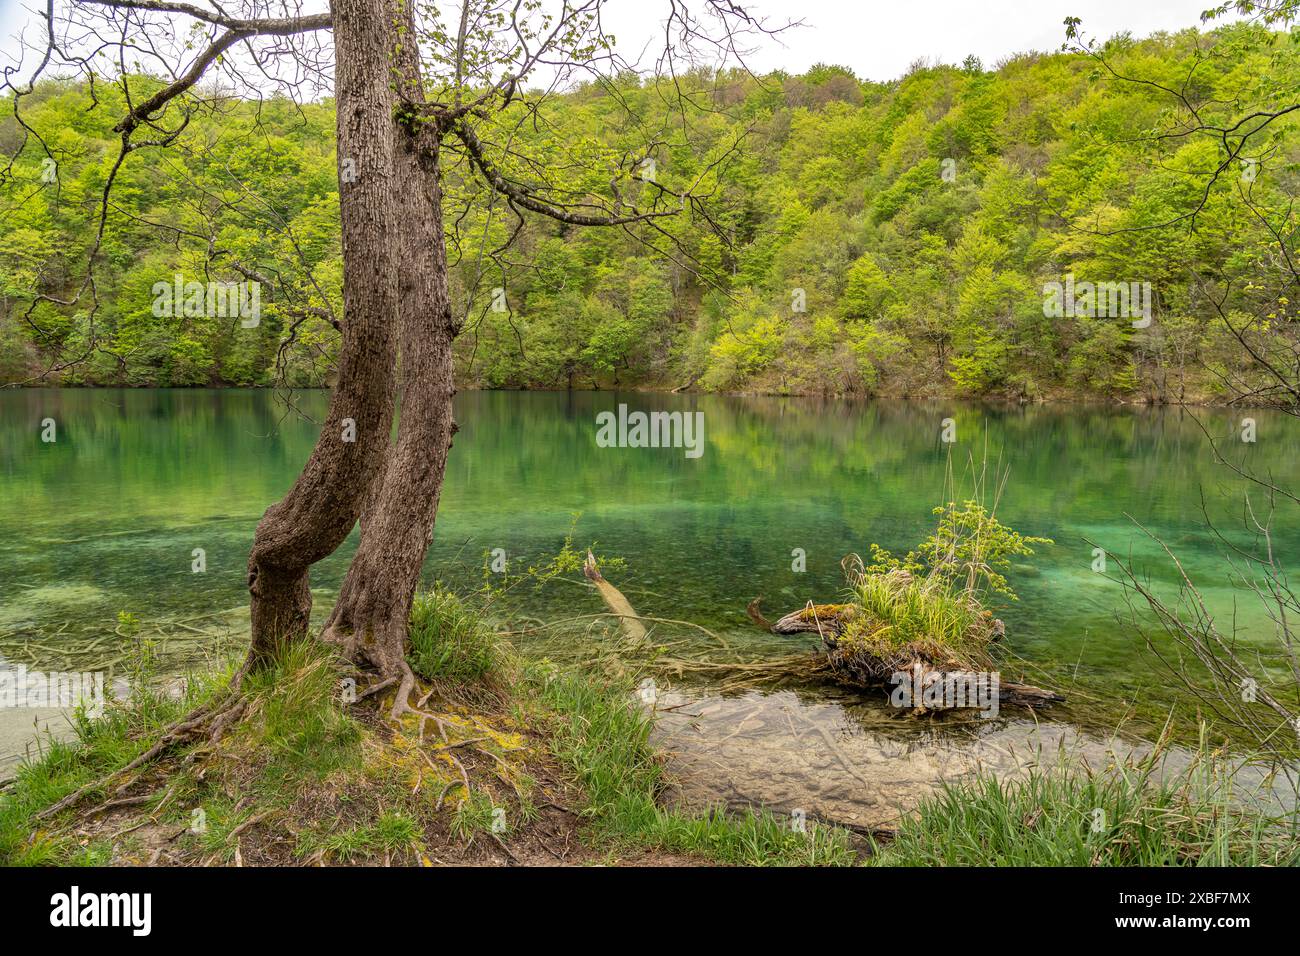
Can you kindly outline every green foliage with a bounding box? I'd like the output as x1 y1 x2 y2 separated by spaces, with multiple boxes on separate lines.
3 23 1293 399
837 499 1050 663
867 500 1053 599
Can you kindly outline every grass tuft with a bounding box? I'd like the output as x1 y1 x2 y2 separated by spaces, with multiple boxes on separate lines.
408 586 503 684
234 640 362 791
295 811 423 863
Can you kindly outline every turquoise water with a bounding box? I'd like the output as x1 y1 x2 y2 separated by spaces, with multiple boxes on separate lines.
1 388 1296 721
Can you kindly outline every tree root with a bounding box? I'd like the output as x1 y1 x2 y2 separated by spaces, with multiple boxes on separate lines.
36 686 247 822
388 660 419 722
384 659 464 743
39 649 487 827
378 660 497 812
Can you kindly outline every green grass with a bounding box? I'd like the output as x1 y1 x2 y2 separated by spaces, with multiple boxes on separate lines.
0 643 359 866
450 790 509 841
871 756 1300 867
295 811 424 863
188 796 264 863
0 661 228 865
235 641 363 793
408 586 502 684
845 571 989 655
532 663 859 866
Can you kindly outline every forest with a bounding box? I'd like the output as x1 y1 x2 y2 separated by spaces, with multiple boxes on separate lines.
2 0 1299 891
3 20 1296 401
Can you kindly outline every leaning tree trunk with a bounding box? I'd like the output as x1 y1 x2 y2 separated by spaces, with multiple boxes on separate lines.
320 18 459 697
243 0 401 670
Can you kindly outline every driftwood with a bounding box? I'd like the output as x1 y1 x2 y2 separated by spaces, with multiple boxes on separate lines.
584 551 648 642
748 597 1061 710
747 599 857 636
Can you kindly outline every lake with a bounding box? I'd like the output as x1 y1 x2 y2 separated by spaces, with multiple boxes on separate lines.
2 388 1296 817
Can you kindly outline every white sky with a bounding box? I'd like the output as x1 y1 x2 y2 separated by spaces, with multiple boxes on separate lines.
0 0 1233 84
599 0 1230 80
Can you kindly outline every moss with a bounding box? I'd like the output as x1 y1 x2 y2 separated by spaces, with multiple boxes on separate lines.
796 603 855 622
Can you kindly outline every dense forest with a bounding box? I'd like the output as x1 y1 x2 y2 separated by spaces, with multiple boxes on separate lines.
2 21 1296 400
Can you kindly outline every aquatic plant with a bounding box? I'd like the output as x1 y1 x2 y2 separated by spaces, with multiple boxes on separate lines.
825 501 1051 693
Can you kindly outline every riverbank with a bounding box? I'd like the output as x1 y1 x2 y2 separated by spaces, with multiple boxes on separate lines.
2 379 1263 410
0 609 860 866
3 591 1296 867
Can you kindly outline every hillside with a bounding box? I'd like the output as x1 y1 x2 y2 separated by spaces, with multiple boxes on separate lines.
2 21 1295 401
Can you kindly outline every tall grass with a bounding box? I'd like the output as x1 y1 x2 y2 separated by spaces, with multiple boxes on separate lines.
235 640 362 790
849 571 987 652
407 586 502 684
871 748 1300 867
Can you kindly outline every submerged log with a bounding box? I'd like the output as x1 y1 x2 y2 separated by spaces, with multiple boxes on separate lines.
999 681 1065 708
584 551 648 642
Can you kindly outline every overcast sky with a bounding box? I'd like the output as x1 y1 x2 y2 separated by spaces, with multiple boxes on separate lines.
0 0 1232 84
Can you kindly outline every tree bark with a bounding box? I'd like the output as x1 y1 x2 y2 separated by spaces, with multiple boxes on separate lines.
243 0 401 669
320 8 459 689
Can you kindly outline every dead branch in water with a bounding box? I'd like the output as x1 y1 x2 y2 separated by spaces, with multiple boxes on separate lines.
583 551 647 643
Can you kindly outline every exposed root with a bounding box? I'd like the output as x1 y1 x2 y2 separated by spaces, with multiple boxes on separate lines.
209 695 250 743
36 692 243 821
356 675 397 701
35 652 264 821
384 659 461 740
388 660 418 722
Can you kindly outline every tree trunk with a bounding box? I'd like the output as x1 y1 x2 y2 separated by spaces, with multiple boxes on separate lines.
243 0 401 669
320 9 459 685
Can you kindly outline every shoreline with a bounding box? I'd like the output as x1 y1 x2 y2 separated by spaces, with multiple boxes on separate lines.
4 635 1295 867
0 381 1270 412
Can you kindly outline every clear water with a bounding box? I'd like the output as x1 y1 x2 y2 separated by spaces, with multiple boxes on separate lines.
5 387 1300 813
1 388 1296 719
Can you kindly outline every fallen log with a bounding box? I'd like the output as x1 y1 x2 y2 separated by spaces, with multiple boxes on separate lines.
583 551 648 642
767 602 856 636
